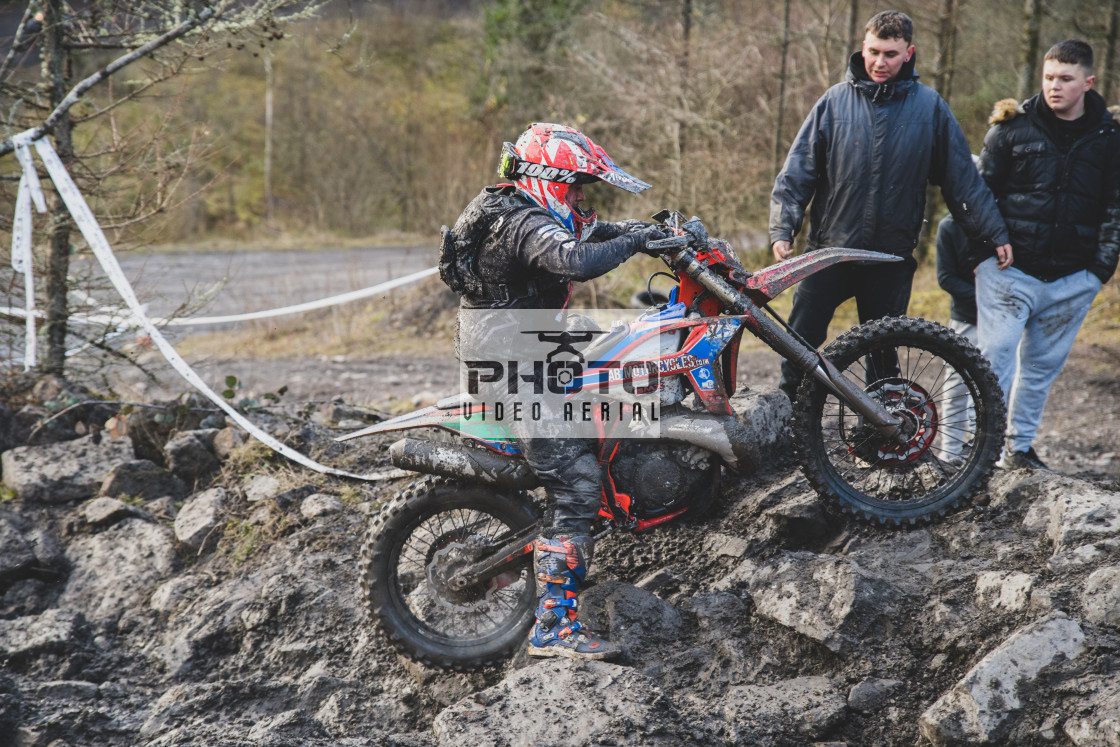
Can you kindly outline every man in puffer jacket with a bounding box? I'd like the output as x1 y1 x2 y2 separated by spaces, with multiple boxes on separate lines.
769 9 1011 400
974 39 1120 471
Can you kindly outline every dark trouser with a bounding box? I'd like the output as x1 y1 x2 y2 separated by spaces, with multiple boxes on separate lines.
518 437 602 534
778 256 918 399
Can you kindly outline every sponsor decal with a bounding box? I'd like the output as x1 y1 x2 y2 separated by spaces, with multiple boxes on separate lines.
513 160 577 183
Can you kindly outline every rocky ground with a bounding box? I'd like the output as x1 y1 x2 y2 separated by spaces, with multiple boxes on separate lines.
1 335 1119 746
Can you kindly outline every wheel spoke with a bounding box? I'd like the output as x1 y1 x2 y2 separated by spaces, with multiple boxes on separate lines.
794 319 1004 524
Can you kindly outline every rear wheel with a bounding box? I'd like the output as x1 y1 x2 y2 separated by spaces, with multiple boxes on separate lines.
360 477 540 670
793 317 1005 525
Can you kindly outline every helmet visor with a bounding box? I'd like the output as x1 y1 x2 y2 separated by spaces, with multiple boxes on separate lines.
499 141 651 194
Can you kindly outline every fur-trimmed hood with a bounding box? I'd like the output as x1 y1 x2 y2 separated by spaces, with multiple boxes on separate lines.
989 98 1023 125
991 89 1112 127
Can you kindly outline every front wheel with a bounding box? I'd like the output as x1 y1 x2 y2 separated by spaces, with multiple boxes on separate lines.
360 476 540 670
793 317 1005 526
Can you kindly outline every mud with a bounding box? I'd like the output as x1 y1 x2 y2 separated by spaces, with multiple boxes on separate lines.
1 249 1118 745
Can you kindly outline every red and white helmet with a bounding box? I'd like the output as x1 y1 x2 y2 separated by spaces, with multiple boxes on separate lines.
498 123 651 240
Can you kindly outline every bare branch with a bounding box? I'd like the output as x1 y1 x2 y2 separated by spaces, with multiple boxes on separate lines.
0 7 216 158
0 3 36 86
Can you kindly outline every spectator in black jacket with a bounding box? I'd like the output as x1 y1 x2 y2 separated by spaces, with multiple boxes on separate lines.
974 40 1120 471
935 213 979 463
769 9 1010 400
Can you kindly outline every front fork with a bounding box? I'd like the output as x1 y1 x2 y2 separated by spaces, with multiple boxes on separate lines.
674 252 905 442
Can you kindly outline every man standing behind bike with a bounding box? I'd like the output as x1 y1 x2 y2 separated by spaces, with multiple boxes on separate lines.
973 40 1120 470
442 123 665 660
769 10 1011 401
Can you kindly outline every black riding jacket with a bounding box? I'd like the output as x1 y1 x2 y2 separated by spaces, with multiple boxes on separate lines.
975 91 1120 283
770 52 1009 256
455 185 646 309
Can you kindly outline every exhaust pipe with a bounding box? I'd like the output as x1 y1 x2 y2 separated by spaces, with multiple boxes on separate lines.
389 438 541 490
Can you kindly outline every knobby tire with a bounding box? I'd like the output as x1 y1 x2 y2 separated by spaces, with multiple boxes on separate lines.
360 476 540 671
792 317 1005 525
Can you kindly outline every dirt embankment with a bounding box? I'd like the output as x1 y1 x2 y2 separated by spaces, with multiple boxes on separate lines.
0 356 1119 745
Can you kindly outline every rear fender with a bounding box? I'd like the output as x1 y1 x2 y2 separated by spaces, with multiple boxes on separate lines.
744 248 901 302
334 394 519 455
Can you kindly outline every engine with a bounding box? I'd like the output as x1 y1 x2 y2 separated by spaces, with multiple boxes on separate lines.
607 440 719 518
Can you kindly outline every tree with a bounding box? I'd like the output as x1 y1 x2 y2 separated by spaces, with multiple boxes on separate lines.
1016 0 1044 101
1 0 325 374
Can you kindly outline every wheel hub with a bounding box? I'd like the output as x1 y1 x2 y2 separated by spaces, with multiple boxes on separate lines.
850 378 937 466
426 536 505 612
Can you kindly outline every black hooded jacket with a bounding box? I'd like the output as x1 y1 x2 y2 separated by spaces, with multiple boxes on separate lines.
975 90 1120 283
770 52 1009 256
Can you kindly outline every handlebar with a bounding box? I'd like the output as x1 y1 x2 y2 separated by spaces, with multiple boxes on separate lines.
645 234 690 251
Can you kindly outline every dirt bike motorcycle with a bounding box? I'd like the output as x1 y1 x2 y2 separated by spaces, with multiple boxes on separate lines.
338 211 1005 671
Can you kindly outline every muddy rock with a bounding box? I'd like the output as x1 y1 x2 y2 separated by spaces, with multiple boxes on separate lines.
211 426 245 460
1081 567 1120 628
745 551 901 656
173 487 228 552
164 429 221 486
721 675 847 742
0 514 35 582
0 608 87 661
974 570 1034 613
1033 475 1120 550
582 581 687 660
919 613 1087 745
57 518 180 626
847 677 901 712
729 387 792 455
100 459 186 501
1 434 134 503
301 493 344 519
244 473 283 502
433 660 688 745
81 496 153 526
1062 672 1120 746
149 575 203 615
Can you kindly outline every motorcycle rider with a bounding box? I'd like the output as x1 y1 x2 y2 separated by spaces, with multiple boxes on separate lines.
441 123 665 660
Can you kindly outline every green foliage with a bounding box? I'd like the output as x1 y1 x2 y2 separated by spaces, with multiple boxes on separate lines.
221 519 263 564
118 493 146 508
221 375 287 411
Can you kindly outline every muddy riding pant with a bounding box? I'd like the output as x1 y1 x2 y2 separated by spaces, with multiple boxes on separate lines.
516 435 602 534
976 258 1102 454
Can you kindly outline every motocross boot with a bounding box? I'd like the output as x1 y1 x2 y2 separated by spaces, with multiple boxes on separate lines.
527 531 621 660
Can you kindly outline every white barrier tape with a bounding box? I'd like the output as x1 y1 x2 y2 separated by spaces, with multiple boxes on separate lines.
11 134 47 370
17 132 405 482
2 266 438 328
164 266 438 325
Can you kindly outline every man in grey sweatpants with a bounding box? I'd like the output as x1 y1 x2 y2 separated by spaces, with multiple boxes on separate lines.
974 39 1120 470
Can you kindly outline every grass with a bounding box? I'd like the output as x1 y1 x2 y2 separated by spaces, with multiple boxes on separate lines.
220 519 263 564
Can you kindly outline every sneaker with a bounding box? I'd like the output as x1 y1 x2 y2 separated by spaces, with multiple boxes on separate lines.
998 446 1049 471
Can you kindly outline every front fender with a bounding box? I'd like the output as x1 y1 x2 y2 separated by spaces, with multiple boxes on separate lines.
744 248 901 302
